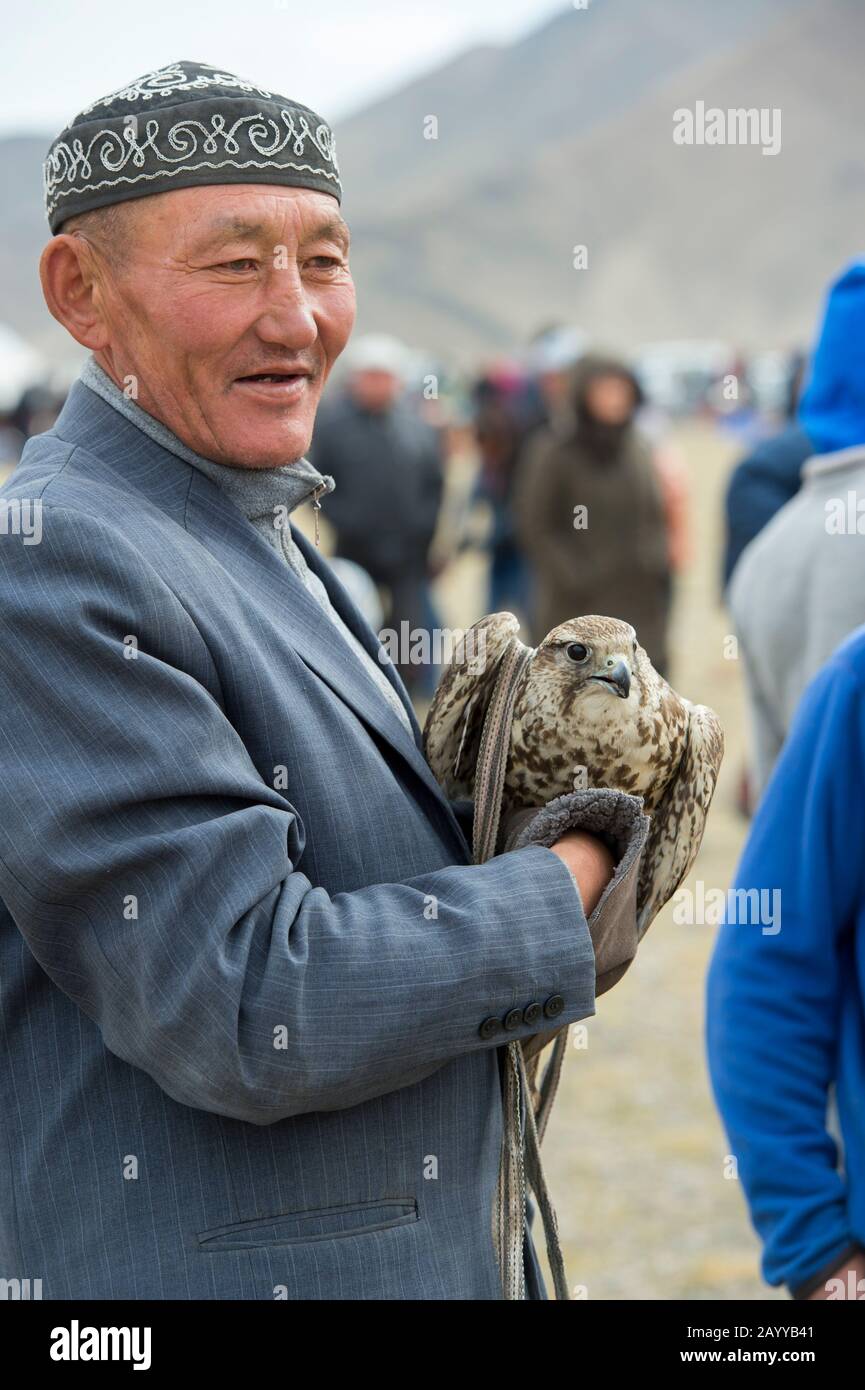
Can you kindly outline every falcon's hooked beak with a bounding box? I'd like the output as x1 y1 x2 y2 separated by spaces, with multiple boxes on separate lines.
590 659 631 700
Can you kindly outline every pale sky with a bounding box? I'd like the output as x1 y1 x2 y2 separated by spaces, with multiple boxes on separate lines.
1 0 566 136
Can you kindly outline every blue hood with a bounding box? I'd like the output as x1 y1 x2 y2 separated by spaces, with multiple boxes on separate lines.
799 259 865 456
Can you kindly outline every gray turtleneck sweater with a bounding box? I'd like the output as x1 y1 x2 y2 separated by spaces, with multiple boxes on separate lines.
80 356 414 735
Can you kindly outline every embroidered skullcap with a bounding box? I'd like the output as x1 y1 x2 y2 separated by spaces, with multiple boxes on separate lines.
43 60 341 233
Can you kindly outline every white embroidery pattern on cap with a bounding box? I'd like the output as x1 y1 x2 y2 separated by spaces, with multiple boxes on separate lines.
44 109 340 218
77 62 275 116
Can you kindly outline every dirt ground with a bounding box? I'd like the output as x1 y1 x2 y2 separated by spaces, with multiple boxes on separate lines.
431 419 783 1302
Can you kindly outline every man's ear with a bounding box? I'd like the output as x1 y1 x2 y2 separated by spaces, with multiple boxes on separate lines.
39 234 110 351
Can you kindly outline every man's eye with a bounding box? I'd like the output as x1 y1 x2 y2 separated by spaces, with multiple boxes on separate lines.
306 255 343 270
217 258 258 272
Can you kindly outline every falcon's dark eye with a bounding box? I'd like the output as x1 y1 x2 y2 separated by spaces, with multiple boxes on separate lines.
633 637 638 658
566 642 590 664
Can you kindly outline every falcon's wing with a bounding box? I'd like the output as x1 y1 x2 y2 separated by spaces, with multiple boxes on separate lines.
636 701 724 934
422 612 521 799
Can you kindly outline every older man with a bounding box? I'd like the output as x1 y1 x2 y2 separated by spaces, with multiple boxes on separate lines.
0 62 644 1301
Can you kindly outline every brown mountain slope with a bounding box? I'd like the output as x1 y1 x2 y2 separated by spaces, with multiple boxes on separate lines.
343 0 865 359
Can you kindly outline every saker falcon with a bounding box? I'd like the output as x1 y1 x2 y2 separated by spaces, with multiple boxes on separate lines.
423 612 724 932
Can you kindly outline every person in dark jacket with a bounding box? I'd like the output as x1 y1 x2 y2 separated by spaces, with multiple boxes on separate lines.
722 336 821 594
722 421 813 590
512 353 672 673
309 334 445 696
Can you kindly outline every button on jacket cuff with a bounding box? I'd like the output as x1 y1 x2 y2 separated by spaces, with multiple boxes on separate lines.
480 841 598 1040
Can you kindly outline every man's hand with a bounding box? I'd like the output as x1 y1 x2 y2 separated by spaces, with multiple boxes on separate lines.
549 829 614 917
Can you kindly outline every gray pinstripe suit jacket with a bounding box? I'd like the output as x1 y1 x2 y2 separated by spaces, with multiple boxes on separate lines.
0 381 596 1300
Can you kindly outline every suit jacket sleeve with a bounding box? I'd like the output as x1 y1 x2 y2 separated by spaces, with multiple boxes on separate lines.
0 507 596 1125
706 648 865 1293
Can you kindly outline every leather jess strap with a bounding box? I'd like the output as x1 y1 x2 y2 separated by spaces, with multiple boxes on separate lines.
472 638 571 1302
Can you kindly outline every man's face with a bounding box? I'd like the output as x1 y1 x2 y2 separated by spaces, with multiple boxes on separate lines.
87 184 356 468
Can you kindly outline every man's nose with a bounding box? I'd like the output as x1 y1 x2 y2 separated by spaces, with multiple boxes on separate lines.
254 266 319 348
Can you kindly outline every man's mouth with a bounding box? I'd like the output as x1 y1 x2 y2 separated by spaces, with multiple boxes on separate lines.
233 366 315 400
236 371 308 383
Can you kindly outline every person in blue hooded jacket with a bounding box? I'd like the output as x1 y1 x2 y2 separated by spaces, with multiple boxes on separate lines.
727 260 865 800
707 622 865 1299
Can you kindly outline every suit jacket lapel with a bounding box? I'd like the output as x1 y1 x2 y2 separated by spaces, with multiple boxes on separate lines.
289 521 420 735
